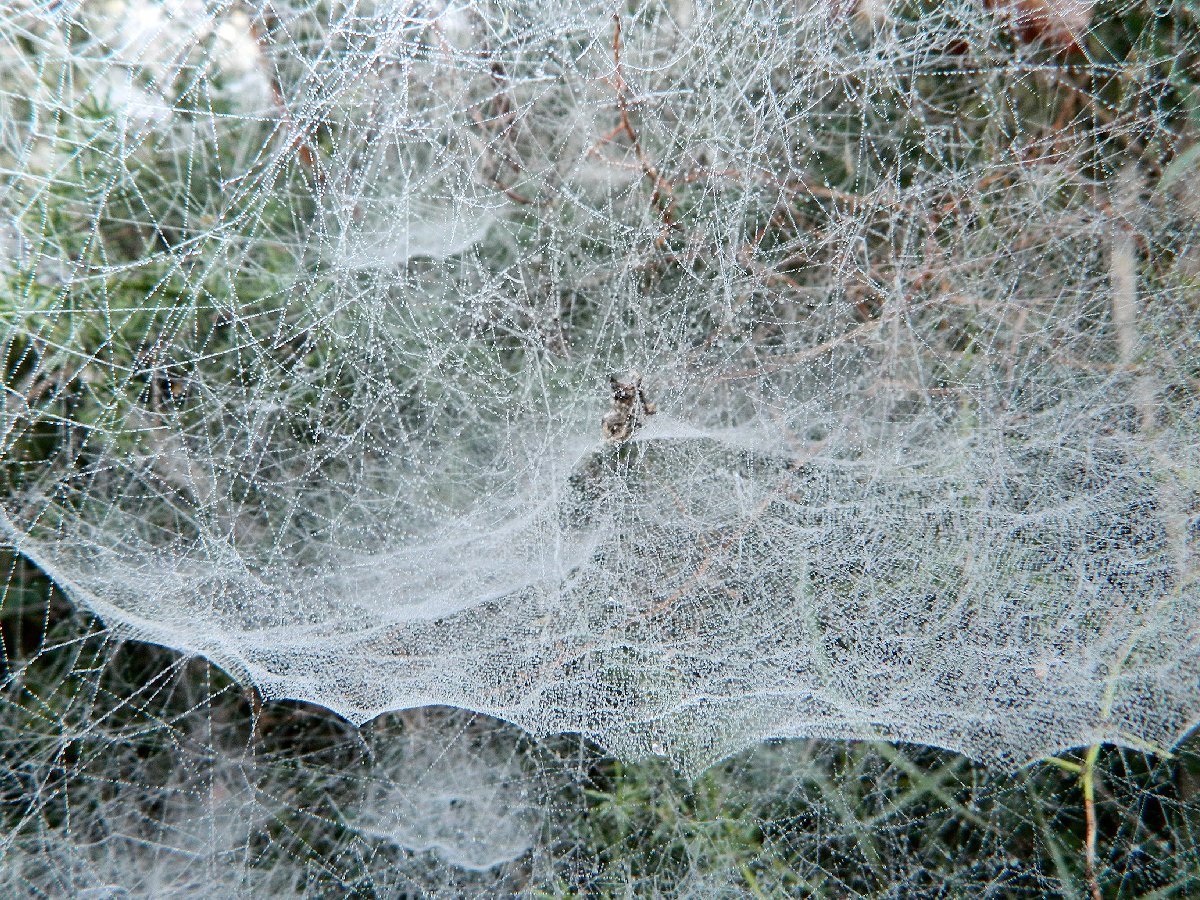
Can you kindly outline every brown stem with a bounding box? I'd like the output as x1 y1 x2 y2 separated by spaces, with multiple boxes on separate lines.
1081 744 1103 900
471 57 535 205
602 15 677 235
248 11 323 184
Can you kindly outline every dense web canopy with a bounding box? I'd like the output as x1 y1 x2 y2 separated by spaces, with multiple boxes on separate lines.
1 0 1200 893
2 0 1198 769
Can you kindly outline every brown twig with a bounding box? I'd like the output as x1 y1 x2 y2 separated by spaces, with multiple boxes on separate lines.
678 164 880 210
1110 165 1156 432
248 684 264 742
247 10 323 185
469 57 536 205
718 314 888 380
595 15 677 236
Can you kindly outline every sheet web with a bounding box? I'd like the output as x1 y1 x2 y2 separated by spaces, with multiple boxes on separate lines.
1 0 1198 894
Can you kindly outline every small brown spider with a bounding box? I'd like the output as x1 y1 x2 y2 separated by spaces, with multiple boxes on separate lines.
601 372 656 442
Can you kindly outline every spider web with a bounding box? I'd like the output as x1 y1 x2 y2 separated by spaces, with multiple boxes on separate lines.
1 0 1199 893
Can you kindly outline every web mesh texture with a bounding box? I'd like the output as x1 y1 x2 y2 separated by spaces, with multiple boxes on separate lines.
1 0 1198 773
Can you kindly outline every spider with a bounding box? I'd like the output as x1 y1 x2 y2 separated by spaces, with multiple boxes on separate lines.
602 372 656 442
